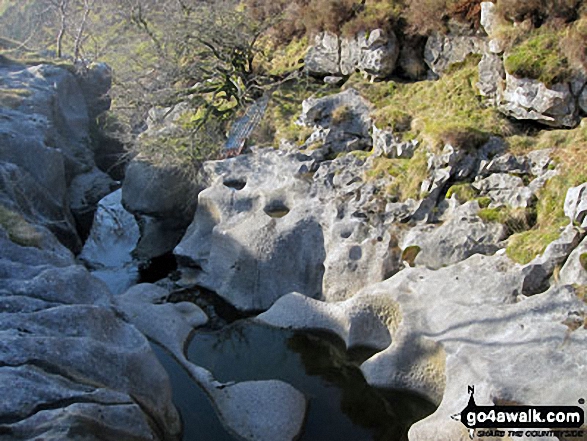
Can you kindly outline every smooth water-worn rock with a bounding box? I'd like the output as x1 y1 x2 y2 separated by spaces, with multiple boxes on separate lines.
116 283 307 441
79 189 140 294
0 236 181 440
122 156 201 260
260 253 587 441
175 150 326 311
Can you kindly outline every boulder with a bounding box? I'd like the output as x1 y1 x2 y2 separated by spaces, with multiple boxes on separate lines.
69 167 117 238
305 32 341 77
306 29 399 80
175 150 326 311
424 33 486 77
472 173 535 208
564 182 587 228
122 157 201 259
79 189 140 295
400 202 506 269
298 88 372 153
559 235 587 286
340 29 400 79
520 224 582 295
499 74 579 128
476 52 505 102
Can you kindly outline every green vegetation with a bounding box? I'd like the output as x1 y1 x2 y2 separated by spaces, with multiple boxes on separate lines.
504 28 573 85
445 183 478 203
506 227 561 264
501 124 587 264
0 205 42 248
366 149 429 201
346 57 512 150
401 245 421 267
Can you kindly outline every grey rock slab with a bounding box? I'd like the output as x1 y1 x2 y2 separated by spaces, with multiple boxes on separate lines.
424 33 486 76
3 402 162 441
499 74 579 128
564 182 587 227
0 305 181 439
400 212 506 270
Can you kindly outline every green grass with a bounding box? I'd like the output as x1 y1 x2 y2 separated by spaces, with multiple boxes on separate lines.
445 183 478 203
506 227 561 264
344 56 512 151
365 148 428 201
0 205 42 247
504 27 573 86
261 37 309 77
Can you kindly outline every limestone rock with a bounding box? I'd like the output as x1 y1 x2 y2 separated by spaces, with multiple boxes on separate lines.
298 88 373 153
579 85 587 114
175 150 326 311
476 52 505 102
520 224 582 295
79 189 140 294
559 235 587 286
69 167 117 237
564 182 587 228
473 173 535 208
424 33 486 77
122 157 201 259
372 126 417 158
401 202 506 269
499 74 579 128
306 29 399 80
305 32 341 77
259 255 587 441
480 2 500 37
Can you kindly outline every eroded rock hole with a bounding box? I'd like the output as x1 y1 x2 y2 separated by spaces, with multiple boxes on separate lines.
264 200 290 218
223 179 246 190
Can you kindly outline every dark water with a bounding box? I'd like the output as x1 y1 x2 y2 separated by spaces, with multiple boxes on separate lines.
184 321 436 441
150 344 235 441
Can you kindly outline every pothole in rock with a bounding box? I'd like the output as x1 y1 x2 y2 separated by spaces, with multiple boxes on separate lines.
223 179 246 190
263 200 290 218
186 321 437 441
